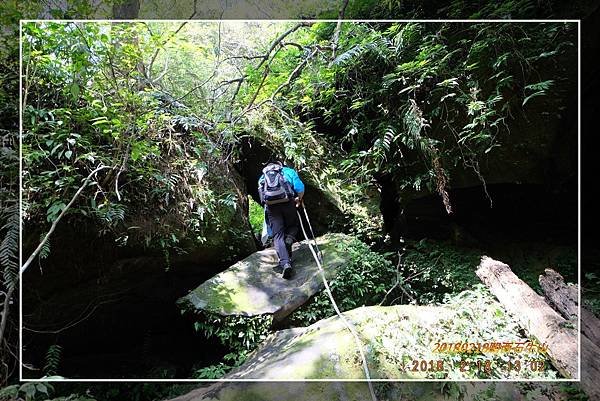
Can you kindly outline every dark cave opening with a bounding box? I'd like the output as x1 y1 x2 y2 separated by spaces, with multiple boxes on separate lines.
381 180 579 285
235 135 346 236
402 181 577 244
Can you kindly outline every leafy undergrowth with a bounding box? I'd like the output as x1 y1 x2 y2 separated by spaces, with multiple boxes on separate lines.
182 235 574 381
247 196 264 236
400 238 483 303
287 236 396 325
397 238 578 303
285 237 564 380
188 311 273 379
489 242 578 294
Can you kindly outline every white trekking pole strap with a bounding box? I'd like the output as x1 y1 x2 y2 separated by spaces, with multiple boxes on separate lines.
296 209 377 401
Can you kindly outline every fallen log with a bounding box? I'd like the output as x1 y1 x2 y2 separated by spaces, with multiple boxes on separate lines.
538 268 600 346
581 335 600 400
539 268 578 320
581 307 600 346
537 268 600 397
476 256 578 379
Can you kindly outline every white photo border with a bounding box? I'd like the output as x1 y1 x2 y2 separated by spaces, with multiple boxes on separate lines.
19 18 582 383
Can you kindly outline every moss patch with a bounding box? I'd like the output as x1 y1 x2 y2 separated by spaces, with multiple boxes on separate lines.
178 233 355 317
227 289 559 380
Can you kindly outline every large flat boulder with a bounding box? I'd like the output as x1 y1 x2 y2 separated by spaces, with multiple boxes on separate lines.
225 304 451 380
177 233 351 321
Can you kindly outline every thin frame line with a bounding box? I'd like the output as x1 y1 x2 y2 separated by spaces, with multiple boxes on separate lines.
19 18 24 382
18 18 582 383
19 378 581 382
577 19 582 382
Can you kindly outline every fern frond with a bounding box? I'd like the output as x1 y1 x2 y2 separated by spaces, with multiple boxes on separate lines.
0 202 19 289
43 344 62 376
332 44 366 66
39 232 50 259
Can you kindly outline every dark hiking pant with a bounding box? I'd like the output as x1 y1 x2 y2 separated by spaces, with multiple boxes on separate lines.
265 200 299 267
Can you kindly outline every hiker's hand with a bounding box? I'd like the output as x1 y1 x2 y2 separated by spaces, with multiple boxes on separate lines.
295 197 303 208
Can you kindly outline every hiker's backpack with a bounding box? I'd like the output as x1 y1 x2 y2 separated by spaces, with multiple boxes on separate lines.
259 164 295 205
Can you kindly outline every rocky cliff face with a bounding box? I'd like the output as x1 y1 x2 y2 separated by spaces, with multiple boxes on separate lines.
21 160 257 378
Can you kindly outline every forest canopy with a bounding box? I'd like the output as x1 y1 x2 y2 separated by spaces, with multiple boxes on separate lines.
20 20 576 255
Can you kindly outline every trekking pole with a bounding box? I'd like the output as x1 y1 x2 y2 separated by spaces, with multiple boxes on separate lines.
296 208 377 401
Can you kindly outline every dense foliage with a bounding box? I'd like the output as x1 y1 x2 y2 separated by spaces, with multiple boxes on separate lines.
18 19 577 271
21 22 255 265
0 0 25 387
400 239 483 303
252 22 574 217
290 237 396 324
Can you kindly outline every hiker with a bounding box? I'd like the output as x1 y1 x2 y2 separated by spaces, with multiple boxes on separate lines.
258 161 305 279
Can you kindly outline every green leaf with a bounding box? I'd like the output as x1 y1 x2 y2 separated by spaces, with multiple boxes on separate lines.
91 116 109 125
47 202 66 223
522 91 545 106
70 83 80 98
35 383 49 395
398 85 419 94
50 143 62 155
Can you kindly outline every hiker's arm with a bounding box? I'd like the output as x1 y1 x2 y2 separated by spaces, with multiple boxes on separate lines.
289 169 305 206
289 169 305 195
257 174 265 205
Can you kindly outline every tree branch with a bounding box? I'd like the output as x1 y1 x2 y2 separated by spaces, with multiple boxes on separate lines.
21 165 113 275
232 46 319 124
379 250 415 305
174 71 219 103
148 21 188 82
256 22 312 70
271 47 317 99
281 41 305 51
331 0 350 60
0 285 15 362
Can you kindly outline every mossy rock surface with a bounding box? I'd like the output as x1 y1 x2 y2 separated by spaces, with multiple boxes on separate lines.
224 304 451 380
177 233 351 321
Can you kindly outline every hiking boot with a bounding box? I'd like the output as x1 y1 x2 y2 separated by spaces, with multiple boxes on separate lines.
282 263 293 279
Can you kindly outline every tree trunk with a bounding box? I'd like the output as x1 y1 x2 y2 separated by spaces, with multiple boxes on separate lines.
537 268 600 397
581 335 600 400
539 268 578 320
113 0 140 19
475 256 578 379
538 268 600 344
581 307 600 346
